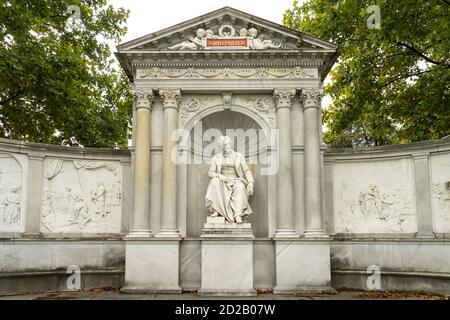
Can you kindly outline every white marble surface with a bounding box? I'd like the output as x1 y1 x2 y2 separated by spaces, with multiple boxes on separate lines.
200 240 255 295
274 241 332 293
331 242 450 273
180 241 201 290
0 242 125 272
253 240 275 289
123 241 181 293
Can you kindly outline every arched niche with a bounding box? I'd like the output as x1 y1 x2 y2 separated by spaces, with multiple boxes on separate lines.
184 110 269 238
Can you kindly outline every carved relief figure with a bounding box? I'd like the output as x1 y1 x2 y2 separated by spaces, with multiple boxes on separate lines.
168 28 206 50
0 154 24 231
205 136 254 224
432 182 450 219
248 28 281 49
1 186 21 226
359 184 387 220
90 181 106 218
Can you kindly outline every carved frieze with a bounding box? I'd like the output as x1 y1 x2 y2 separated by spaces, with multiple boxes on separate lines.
137 67 317 80
334 159 417 233
40 159 122 233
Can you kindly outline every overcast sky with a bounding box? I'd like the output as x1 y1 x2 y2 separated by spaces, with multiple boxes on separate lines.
107 0 332 110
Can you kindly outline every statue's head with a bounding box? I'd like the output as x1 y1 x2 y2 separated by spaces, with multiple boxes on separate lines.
239 28 248 37
196 28 206 38
248 28 258 38
217 136 233 154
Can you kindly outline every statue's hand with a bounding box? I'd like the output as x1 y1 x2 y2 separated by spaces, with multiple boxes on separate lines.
247 183 254 196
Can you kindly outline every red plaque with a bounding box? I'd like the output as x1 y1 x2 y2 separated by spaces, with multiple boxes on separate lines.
205 37 249 49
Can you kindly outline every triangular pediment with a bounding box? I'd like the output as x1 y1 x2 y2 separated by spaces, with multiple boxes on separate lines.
117 7 337 52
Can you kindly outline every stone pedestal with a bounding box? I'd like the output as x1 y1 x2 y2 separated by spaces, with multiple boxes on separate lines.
122 240 181 293
201 216 254 239
199 217 256 296
274 240 334 293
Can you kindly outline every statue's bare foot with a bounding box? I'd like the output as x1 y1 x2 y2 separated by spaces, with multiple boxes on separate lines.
235 216 242 224
211 212 219 217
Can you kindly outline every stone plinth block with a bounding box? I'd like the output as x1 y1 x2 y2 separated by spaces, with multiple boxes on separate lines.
274 240 335 294
200 216 254 239
199 240 256 296
121 240 181 293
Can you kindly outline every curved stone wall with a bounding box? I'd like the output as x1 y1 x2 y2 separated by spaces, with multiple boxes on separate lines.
324 138 450 294
0 137 449 295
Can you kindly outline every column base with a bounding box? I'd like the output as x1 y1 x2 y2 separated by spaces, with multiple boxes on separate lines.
416 232 436 239
155 229 181 239
275 240 333 293
123 240 180 293
273 229 299 239
126 229 152 239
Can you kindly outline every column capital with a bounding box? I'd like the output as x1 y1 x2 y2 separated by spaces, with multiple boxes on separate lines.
273 89 296 109
132 89 154 110
159 89 182 110
300 89 323 109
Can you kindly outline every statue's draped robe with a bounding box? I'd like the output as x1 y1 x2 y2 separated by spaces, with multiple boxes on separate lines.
205 152 254 222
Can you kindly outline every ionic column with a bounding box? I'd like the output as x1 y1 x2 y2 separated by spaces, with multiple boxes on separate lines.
273 89 299 238
301 89 326 237
129 89 154 238
157 89 182 238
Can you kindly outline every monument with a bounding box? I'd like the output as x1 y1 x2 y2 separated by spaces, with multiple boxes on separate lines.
0 7 449 297
117 6 337 294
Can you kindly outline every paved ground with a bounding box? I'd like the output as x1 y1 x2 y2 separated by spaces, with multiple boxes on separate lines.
0 288 447 300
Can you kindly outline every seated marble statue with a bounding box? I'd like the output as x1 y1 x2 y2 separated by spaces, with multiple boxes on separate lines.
205 136 254 224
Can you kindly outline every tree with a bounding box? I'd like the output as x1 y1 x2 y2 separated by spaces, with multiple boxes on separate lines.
284 0 450 147
0 0 132 148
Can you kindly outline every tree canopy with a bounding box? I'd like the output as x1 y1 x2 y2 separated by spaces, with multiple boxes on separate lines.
284 0 450 147
0 0 132 148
